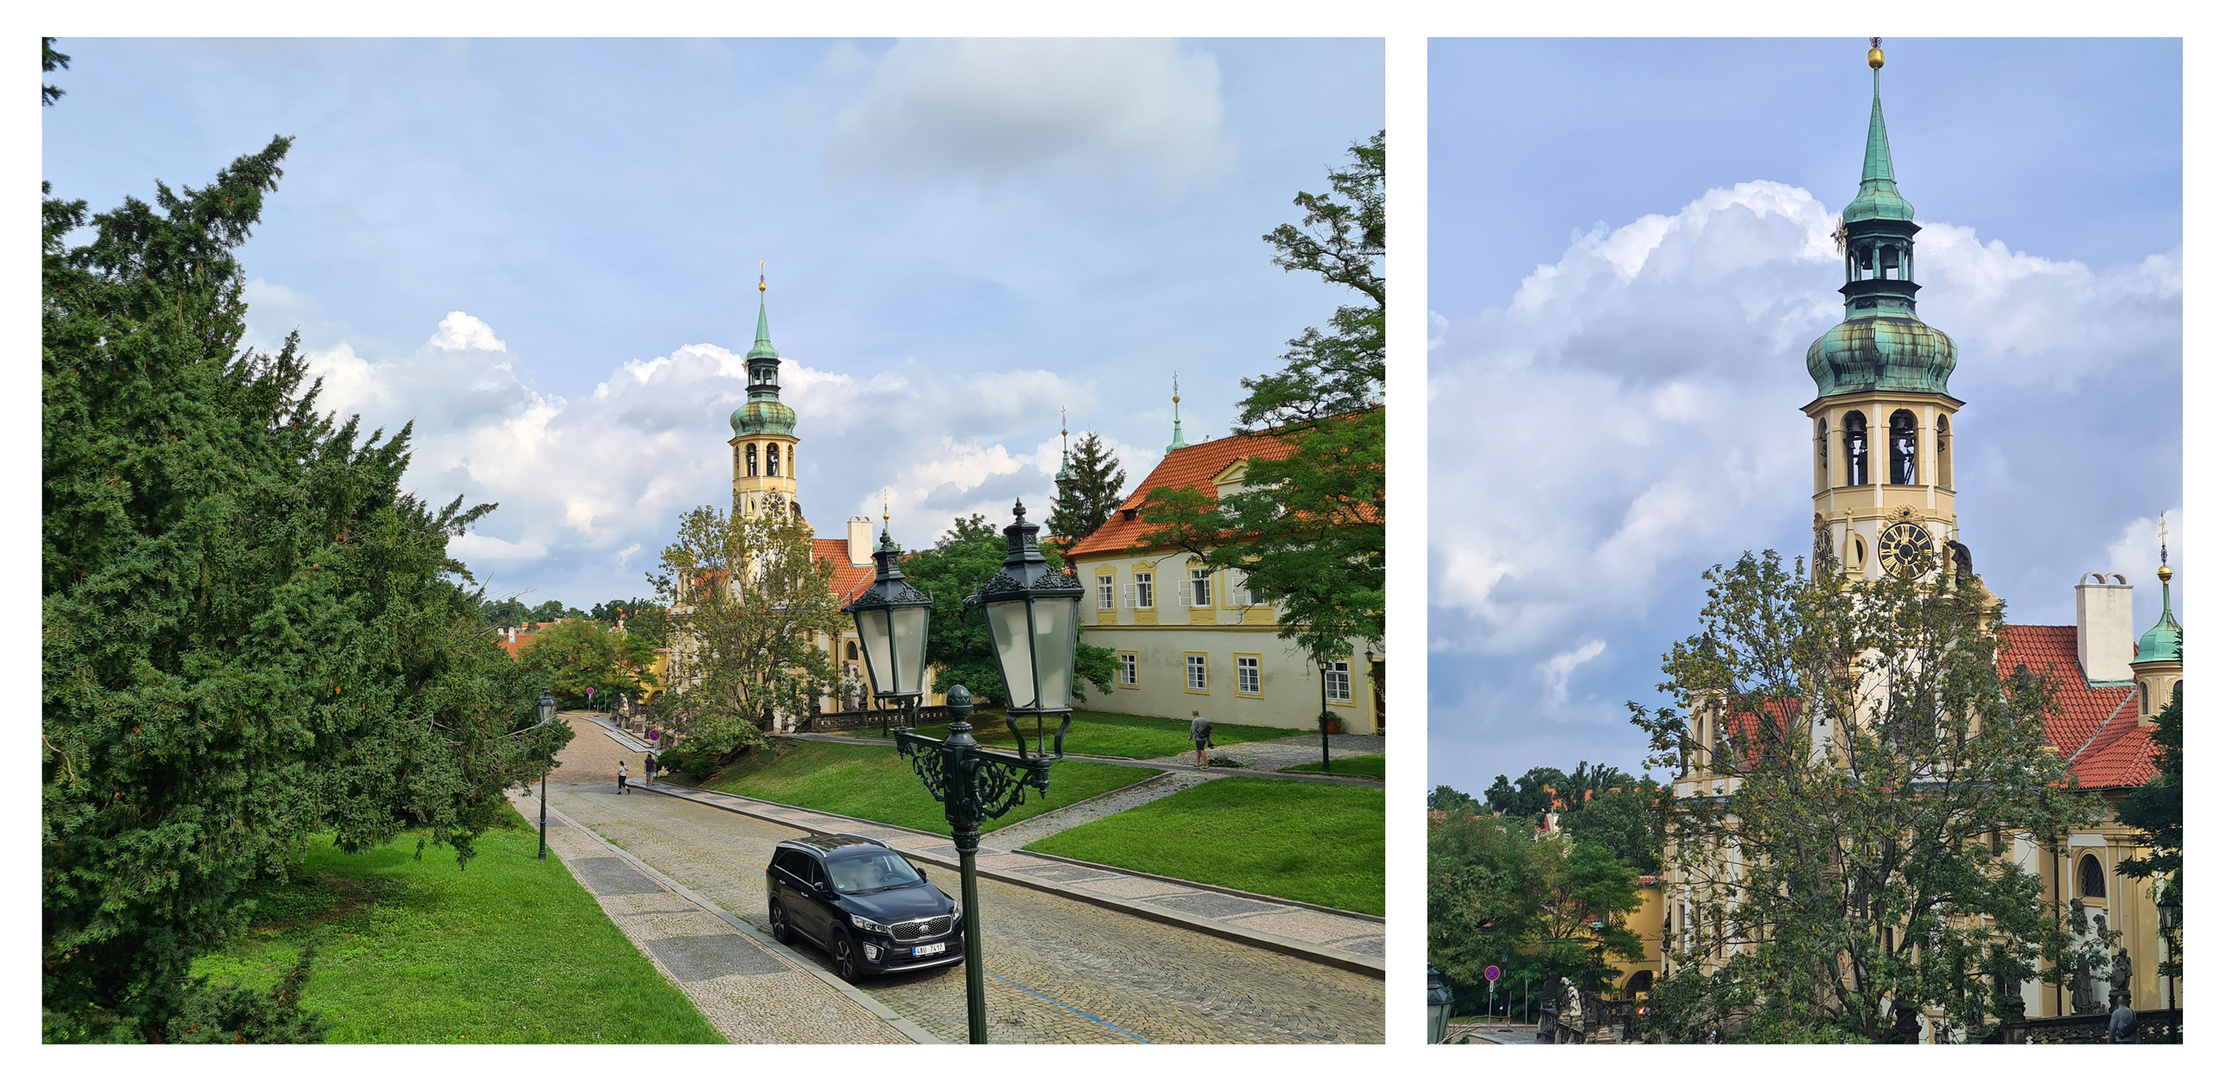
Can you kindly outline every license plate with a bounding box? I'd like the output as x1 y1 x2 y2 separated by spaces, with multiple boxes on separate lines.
912 942 946 957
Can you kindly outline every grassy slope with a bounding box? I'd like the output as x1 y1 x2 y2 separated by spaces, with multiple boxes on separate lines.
1023 777 1385 915
191 807 720 1044
909 708 1292 760
1278 754 1387 780
702 739 1159 834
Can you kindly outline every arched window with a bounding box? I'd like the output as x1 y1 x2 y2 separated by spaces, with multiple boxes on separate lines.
1889 410 1917 485
846 641 858 661
746 443 759 477
767 444 781 477
1935 416 1952 488
1880 244 1900 279
1843 412 1869 486
1816 417 1830 489
1625 970 1655 996
2078 853 2106 899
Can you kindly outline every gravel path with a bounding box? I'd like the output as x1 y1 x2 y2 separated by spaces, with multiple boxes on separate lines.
1143 733 1385 772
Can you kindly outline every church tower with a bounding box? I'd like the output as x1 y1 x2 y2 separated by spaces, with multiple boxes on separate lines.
2132 518 2183 725
730 268 801 521
1805 42 1962 583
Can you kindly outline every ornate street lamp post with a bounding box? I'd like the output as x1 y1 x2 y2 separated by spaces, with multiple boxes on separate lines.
535 686 557 860
892 501 1078 1044
843 528 934 737
1427 965 1452 1044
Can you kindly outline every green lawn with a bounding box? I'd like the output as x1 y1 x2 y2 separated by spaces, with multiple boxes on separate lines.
702 739 1160 834
907 707 1294 760
1022 777 1384 915
1278 753 1386 780
191 807 720 1043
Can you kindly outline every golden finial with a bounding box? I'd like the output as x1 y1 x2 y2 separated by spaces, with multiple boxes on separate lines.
758 260 767 292
882 489 890 525
1172 370 1181 405
2158 513 2172 582
1868 37 1884 70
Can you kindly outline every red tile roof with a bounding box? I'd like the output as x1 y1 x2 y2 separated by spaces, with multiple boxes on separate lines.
816 537 876 606
2000 624 2152 789
1065 431 1294 558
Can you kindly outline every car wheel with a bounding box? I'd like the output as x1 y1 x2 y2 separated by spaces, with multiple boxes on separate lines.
768 900 793 945
832 933 861 983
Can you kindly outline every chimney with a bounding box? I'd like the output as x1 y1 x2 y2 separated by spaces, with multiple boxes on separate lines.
507 626 516 644
2075 572 2135 683
848 516 875 567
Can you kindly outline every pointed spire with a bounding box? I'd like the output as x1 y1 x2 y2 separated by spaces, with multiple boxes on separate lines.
746 262 780 361
2137 512 2183 665
1055 406 1072 484
1166 372 1189 453
1843 39 1914 223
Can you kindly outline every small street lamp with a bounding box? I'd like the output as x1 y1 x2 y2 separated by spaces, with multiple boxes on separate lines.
535 686 558 861
1427 965 1452 1044
843 528 934 737
892 502 1077 1044
1316 660 1336 773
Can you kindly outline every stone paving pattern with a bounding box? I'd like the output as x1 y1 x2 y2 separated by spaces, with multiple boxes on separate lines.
513 789 912 1044
552 784 1384 1043
655 782 1385 967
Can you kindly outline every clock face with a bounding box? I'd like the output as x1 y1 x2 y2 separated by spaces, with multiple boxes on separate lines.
1878 521 1933 579
763 493 786 516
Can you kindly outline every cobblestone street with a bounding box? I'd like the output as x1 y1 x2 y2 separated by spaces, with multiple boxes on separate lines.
549 784 1385 1043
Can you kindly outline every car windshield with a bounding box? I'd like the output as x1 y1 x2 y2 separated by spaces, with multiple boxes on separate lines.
826 850 925 893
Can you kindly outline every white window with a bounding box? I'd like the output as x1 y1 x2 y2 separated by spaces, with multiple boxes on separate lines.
1097 574 1115 610
1237 656 1260 695
1133 571 1154 609
1324 659 1352 703
1233 570 1266 606
1185 654 1208 691
1190 567 1212 607
1118 652 1138 686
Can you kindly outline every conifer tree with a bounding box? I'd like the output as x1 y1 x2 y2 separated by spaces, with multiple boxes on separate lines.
1046 431 1127 552
42 138 568 1041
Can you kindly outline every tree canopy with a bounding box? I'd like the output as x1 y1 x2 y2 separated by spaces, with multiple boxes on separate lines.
517 618 657 708
2115 683 2181 978
1625 550 2102 1043
1138 132 1385 669
647 505 847 755
42 137 567 1042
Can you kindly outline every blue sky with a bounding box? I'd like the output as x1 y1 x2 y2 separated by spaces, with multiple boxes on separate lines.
42 37 1383 610
1428 38 2183 796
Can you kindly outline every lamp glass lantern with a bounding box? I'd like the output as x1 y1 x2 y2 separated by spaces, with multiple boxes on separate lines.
967 500 1083 758
536 687 558 726
1426 965 1452 1044
844 530 934 731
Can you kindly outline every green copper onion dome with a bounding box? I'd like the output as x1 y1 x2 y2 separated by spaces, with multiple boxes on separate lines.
730 277 797 437
1806 44 1956 400
2136 564 2183 665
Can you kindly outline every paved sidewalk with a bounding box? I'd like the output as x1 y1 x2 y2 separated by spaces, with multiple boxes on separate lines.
1141 733 1385 772
984 769 1221 849
792 731 1383 787
636 781 1385 975
508 787 930 1044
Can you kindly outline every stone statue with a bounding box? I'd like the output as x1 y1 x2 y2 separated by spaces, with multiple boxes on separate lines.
1559 977 1583 1024
1813 513 1835 572
1947 539 1973 582
2109 948 2133 1000
2071 953 2098 1015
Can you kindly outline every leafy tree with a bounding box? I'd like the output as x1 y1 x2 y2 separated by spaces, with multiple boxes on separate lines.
1428 784 1480 814
526 598 583 623
1139 132 1385 698
647 505 847 757
1558 780 1665 876
42 138 568 1042
2115 683 2181 978
588 596 669 645
481 596 530 628
517 617 656 708
1046 431 1127 555
1429 806 1647 1016
1625 551 2102 1043
897 513 1116 707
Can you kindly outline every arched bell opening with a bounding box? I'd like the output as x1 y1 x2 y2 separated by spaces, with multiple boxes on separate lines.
1843 411 1869 487
746 443 759 477
1889 410 1917 485
1934 415 1952 488
767 443 782 477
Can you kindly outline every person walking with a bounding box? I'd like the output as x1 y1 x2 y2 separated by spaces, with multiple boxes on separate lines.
644 751 657 788
1189 710 1211 769
2108 993 2138 1043
618 760 629 795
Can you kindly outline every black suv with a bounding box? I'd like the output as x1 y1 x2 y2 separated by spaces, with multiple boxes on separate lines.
766 834 963 981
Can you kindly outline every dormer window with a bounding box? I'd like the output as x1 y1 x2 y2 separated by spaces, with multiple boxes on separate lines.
1122 507 1139 522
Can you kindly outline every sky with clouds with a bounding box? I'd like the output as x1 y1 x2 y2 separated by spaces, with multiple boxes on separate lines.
42 37 1383 609
1427 38 2183 795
